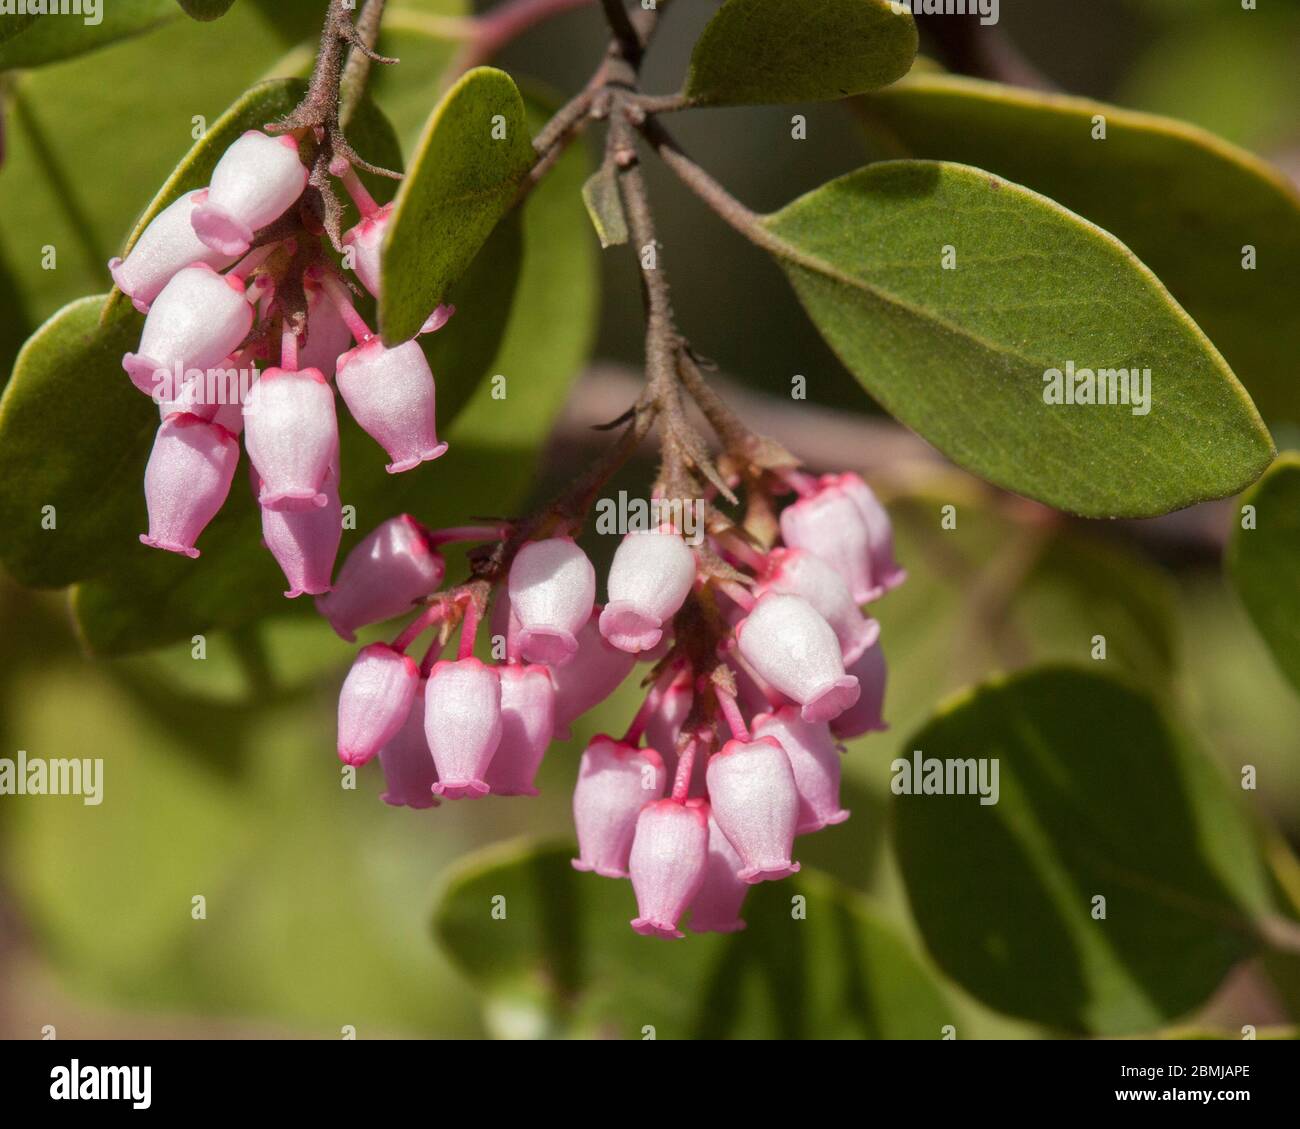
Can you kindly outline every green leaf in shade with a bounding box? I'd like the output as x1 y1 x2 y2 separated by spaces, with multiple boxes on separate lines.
433 840 951 1039
0 0 177 70
0 12 39 46
379 66 535 344
177 0 238 19
760 160 1274 518
1227 453 1300 694
858 75 1300 424
893 665 1274 1035
683 0 916 107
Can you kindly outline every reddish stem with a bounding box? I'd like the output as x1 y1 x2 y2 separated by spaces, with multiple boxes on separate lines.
332 159 381 219
319 271 374 343
458 597 483 661
671 735 698 803
716 686 750 742
280 323 300 371
427 524 509 548
392 600 447 653
622 663 682 746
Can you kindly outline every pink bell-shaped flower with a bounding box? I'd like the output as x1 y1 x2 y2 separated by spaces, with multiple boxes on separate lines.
736 593 860 724
507 537 596 666
687 815 749 934
833 473 907 593
378 678 439 809
752 706 849 834
109 189 238 313
423 658 502 799
548 608 637 740
139 413 239 558
341 201 392 298
243 365 338 511
779 478 879 604
316 514 445 642
706 736 801 884
830 640 888 739
261 462 342 597
757 548 879 664
336 643 420 767
571 736 665 877
335 338 447 473
298 279 354 379
629 799 710 940
599 527 696 653
122 264 253 397
483 664 555 796
192 131 308 256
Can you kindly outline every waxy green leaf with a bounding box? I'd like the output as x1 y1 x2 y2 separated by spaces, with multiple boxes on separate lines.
683 0 917 107
434 841 950 1039
760 160 1274 518
379 66 536 344
0 0 177 70
859 75 1300 424
1227 453 1300 695
894 666 1274 1035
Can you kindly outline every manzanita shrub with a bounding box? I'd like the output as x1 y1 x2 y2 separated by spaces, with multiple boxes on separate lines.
0 0 1298 1040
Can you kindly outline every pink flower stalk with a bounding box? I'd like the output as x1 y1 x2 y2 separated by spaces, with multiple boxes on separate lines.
316 515 446 642
735 593 860 724
108 189 238 313
831 640 889 740
139 413 239 558
629 799 710 940
833 473 907 593
548 609 637 739
261 463 342 597
337 643 420 767
335 338 447 473
706 736 802 884
779 478 879 604
752 706 849 834
599 527 696 653
507 538 597 666
191 131 308 256
242 365 339 511
378 678 439 809
341 201 392 298
687 815 749 934
571 736 665 877
483 664 555 796
757 548 879 665
643 675 705 794
122 264 253 397
423 657 502 799
298 280 354 379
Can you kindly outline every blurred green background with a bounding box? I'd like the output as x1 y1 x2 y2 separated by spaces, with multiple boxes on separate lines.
0 0 1297 1038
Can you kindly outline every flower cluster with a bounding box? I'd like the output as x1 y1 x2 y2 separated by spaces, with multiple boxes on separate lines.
332 470 903 941
111 127 450 594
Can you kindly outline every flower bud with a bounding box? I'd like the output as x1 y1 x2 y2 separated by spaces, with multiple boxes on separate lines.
341 201 392 298
109 189 238 313
830 640 888 740
337 643 420 767
261 463 342 597
298 280 354 379
316 515 445 642
507 537 596 666
378 678 439 809
779 479 879 604
548 608 637 739
832 473 907 593
483 664 555 796
757 548 879 664
192 131 308 256
629 799 710 940
687 815 749 934
706 736 801 884
242 366 339 512
335 338 447 473
735 593 860 724
752 706 849 834
122 264 253 397
599 527 696 653
139 414 239 558
571 736 665 878
424 658 502 799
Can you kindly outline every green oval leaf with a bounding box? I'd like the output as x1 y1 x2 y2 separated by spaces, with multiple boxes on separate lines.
893 665 1273 1035
1227 452 1300 695
760 160 1274 518
858 75 1300 424
683 0 917 107
0 0 177 70
176 0 238 20
379 65 536 344
433 840 951 1039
